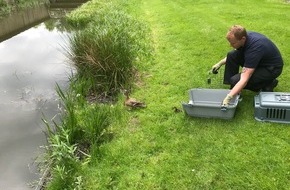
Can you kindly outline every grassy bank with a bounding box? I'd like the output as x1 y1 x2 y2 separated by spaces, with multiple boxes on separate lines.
42 0 290 189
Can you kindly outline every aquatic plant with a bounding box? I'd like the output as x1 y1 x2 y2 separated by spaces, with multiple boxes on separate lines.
65 2 152 97
40 83 116 189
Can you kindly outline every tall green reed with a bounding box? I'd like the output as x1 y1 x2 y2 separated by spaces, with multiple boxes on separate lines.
65 3 152 96
41 116 81 189
40 82 115 188
54 82 114 147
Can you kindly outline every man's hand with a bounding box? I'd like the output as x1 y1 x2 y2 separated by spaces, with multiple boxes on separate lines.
212 62 223 74
221 94 233 109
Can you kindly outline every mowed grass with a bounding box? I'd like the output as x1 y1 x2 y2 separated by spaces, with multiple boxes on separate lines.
77 0 290 189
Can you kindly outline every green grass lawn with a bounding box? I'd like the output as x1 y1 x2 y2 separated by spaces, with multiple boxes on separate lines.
60 0 290 189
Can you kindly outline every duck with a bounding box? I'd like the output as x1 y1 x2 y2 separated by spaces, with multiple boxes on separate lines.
123 90 146 108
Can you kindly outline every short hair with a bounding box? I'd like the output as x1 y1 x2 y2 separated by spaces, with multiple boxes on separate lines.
228 25 247 40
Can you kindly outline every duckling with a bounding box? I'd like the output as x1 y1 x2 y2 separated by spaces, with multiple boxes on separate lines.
124 90 146 108
172 106 182 113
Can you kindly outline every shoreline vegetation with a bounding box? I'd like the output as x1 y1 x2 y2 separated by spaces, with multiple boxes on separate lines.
0 0 49 19
38 0 154 189
1 0 290 189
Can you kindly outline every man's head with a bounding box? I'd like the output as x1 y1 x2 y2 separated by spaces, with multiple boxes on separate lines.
226 25 247 49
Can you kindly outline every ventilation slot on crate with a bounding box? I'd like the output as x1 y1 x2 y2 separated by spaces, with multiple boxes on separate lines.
266 108 286 120
255 92 290 123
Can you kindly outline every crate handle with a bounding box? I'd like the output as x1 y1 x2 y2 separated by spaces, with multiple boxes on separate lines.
221 104 228 111
276 94 290 102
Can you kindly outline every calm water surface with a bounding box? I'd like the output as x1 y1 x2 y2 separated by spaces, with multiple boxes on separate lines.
0 23 72 189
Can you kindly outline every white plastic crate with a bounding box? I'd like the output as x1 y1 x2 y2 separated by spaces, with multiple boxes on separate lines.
182 88 239 119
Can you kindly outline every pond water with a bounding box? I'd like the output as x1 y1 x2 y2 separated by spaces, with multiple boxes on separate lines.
0 22 72 189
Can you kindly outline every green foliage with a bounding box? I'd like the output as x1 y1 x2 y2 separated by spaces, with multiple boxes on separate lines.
0 0 12 17
65 1 152 96
0 0 48 18
42 126 81 190
41 82 117 189
48 128 78 166
0 0 6 7
55 82 116 146
16 0 48 8
55 83 79 142
66 0 111 28
76 104 112 145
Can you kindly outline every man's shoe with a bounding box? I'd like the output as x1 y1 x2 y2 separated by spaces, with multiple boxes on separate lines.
262 79 278 92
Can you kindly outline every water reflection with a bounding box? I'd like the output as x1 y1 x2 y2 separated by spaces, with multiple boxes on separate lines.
0 23 72 189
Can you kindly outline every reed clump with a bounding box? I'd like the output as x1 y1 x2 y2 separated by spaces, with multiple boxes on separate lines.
66 2 152 98
41 83 118 189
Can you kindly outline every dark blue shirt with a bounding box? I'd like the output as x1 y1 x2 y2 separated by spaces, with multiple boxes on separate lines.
238 32 283 69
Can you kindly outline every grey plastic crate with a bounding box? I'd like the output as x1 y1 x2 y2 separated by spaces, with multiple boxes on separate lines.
254 92 290 123
182 88 239 119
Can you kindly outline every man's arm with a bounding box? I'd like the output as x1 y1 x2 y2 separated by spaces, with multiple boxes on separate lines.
221 67 255 108
212 57 227 73
218 57 227 65
229 67 255 96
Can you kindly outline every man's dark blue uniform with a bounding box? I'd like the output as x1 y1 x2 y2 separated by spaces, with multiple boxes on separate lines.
224 31 283 92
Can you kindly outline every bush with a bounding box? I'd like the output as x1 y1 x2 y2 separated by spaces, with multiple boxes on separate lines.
0 0 11 17
0 0 48 18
